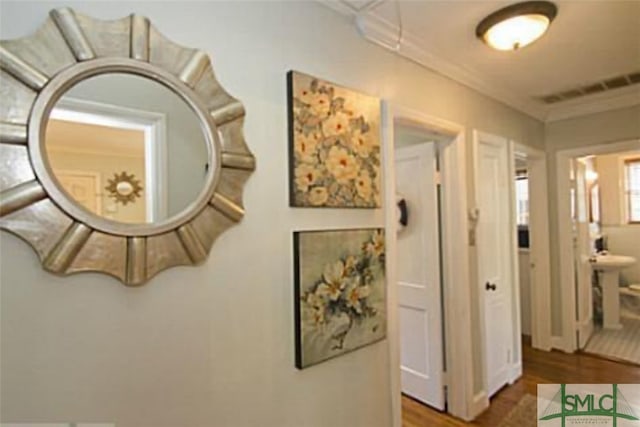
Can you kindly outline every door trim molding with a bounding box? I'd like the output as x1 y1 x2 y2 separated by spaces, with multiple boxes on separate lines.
551 335 570 352
383 102 473 424
511 143 552 351
509 362 523 384
555 138 640 353
507 141 523 384
471 391 489 417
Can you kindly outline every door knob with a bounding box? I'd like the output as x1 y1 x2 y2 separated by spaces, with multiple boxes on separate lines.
485 282 497 291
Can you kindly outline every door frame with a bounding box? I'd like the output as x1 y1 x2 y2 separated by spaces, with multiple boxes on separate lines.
511 143 552 352
383 102 474 425
556 138 640 352
574 158 594 348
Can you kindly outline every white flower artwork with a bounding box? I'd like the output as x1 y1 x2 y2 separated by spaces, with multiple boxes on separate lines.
294 228 386 369
287 71 381 208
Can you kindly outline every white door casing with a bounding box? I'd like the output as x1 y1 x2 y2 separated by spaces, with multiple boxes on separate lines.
574 160 594 348
55 170 102 216
395 143 445 410
475 132 514 398
523 146 552 352
384 103 473 425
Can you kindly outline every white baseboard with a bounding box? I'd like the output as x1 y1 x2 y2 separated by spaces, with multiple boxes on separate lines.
551 335 572 353
509 362 523 384
470 391 489 420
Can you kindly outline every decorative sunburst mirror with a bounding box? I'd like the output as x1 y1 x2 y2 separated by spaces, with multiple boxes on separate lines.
105 172 143 205
0 8 256 285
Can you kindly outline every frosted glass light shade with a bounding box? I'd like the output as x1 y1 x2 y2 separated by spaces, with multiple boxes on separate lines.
483 14 550 51
476 1 557 51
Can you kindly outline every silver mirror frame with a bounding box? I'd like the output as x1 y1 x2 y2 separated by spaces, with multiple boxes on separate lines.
0 8 256 286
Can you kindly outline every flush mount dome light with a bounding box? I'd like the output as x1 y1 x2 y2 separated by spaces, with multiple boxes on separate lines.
476 1 557 51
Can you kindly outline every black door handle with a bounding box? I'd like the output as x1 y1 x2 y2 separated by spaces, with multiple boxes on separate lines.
485 282 497 291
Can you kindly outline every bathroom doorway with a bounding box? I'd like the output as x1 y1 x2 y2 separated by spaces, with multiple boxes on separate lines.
556 139 640 363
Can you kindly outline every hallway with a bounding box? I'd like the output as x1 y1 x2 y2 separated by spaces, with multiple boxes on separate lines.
402 341 640 426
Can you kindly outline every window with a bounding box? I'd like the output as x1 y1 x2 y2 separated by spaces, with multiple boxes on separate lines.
625 159 640 223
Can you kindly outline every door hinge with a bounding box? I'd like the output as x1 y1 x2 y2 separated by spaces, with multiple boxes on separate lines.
442 371 448 386
435 171 442 186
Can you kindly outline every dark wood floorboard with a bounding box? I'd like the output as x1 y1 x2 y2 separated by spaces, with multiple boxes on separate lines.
402 340 640 427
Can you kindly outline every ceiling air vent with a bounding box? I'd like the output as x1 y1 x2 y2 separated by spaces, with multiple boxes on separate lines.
538 71 640 104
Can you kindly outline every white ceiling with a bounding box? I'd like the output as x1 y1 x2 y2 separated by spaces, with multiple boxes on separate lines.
319 0 640 121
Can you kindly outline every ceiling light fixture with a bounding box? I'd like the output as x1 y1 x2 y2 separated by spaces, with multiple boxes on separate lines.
476 1 557 51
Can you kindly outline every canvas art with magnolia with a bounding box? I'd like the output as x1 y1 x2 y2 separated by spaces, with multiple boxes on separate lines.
287 71 381 208
294 228 386 368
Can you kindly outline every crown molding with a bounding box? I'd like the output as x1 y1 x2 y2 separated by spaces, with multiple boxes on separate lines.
354 12 548 120
319 0 387 16
544 87 640 122
317 0 637 123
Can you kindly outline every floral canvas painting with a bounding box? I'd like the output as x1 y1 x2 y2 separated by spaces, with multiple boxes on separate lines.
294 228 386 369
287 71 381 208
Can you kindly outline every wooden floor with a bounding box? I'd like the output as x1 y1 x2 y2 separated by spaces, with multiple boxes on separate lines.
402 340 640 427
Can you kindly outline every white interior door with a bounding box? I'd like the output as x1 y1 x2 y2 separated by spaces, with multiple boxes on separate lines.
395 143 445 410
476 136 513 398
574 160 594 348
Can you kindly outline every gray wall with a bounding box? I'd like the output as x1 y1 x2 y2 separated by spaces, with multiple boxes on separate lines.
1 2 544 426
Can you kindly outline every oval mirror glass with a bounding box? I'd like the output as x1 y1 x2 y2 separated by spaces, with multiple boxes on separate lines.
44 73 210 224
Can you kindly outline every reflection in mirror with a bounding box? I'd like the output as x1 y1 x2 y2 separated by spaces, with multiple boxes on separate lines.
44 73 210 224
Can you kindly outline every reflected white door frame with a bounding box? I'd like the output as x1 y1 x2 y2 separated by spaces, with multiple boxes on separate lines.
50 97 168 221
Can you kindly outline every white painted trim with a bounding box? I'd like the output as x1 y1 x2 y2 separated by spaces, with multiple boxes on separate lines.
545 89 640 123
509 362 523 384
50 97 168 222
440 124 474 421
354 13 546 121
381 101 402 427
317 0 640 123
551 335 569 353
577 317 594 347
471 391 489 418
556 139 640 353
507 141 524 382
512 143 552 351
317 0 364 15
383 102 474 423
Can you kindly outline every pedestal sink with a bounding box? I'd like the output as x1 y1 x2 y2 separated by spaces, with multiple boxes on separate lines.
591 254 637 329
